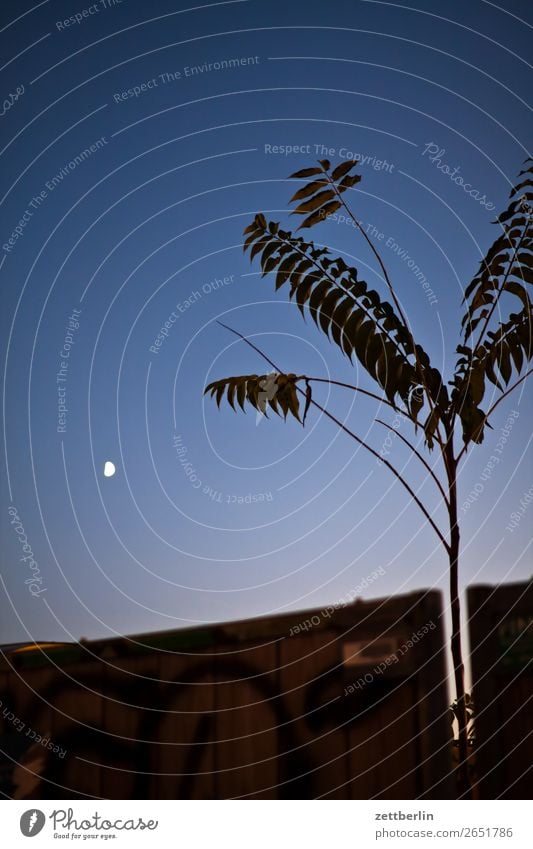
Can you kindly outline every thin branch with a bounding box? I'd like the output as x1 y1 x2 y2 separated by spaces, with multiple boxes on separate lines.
456 367 533 464
217 320 279 371
216 320 450 553
375 418 450 508
312 404 449 551
305 377 411 419
217 324 408 419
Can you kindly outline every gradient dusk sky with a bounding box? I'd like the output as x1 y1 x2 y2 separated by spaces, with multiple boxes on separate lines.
1 0 531 650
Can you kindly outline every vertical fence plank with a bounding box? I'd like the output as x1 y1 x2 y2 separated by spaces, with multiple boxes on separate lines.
279 630 347 798
99 647 163 800
156 649 215 799
215 641 279 799
469 582 533 799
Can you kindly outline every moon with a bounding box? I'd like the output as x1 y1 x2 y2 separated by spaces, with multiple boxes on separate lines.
104 461 116 478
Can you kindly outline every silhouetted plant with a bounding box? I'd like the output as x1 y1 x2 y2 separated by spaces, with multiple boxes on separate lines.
204 156 533 796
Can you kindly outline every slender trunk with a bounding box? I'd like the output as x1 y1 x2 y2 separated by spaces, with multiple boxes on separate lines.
444 435 471 797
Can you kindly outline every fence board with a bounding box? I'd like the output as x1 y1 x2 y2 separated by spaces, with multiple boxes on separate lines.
279 630 347 798
215 641 278 798
155 650 215 799
468 582 533 799
0 590 453 799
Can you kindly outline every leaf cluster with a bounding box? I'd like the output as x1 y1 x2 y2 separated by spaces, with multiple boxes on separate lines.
451 162 533 443
206 157 532 451
288 158 361 229
204 372 312 424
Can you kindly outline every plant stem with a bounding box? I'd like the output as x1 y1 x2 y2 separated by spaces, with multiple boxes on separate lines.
443 425 471 797
306 377 410 418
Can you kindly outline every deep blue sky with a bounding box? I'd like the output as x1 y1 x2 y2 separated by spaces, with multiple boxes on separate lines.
1 0 531 649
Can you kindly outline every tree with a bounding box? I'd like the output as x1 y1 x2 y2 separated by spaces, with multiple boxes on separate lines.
204 157 533 796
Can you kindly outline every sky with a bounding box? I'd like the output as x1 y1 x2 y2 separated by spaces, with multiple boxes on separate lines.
1 0 531 654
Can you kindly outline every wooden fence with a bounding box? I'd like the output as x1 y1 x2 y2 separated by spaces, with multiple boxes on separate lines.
0 589 453 799
468 581 532 799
